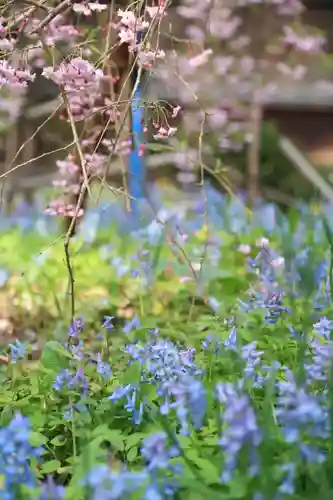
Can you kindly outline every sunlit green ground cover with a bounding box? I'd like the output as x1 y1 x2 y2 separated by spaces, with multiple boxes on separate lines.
1 193 333 499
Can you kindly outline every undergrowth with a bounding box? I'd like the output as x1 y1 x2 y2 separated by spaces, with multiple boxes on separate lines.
0 196 333 500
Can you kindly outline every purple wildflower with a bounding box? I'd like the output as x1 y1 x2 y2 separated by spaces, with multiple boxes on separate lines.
216 382 261 483
70 340 85 361
306 337 333 382
68 317 84 337
68 367 89 394
0 413 44 496
109 384 134 402
96 353 112 380
224 326 237 350
102 315 115 332
83 466 148 499
53 368 88 394
313 317 333 340
148 328 160 337
109 384 144 425
123 387 144 425
275 370 329 458
123 315 141 334
241 342 265 387
141 432 179 471
9 340 26 364
38 476 65 500
208 296 220 313
279 463 295 496
161 377 206 434
202 334 222 354
63 402 88 421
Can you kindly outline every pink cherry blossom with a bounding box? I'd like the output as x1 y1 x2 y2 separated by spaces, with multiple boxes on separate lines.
171 105 181 118
145 5 167 19
138 49 165 68
153 126 177 140
118 28 135 45
188 49 213 68
73 2 107 15
0 61 35 89
283 25 325 53
45 199 84 218
117 9 149 31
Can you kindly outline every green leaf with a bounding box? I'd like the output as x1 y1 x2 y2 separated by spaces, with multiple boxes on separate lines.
41 341 70 372
226 471 249 498
125 432 146 449
139 383 157 403
92 427 125 450
41 460 61 474
29 412 45 428
192 457 220 484
0 406 13 425
122 361 141 385
50 436 66 447
92 424 110 437
103 431 125 450
126 446 138 462
29 431 48 447
186 450 220 485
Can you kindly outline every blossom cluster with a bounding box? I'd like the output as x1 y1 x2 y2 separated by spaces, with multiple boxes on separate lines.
42 58 104 121
0 413 43 499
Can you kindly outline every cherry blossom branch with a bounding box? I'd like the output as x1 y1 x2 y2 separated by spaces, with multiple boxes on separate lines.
21 0 49 12
60 87 92 199
28 0 72 35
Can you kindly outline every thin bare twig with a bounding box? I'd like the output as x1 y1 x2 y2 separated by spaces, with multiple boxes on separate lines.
0 101 63 180
63 183 88 321
21 0 49 12
61 88 92 199
4 6 36 32
28 0 71 35
0 142 74 180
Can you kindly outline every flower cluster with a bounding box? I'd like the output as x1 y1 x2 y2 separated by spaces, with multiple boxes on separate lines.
27 14 79 48
109 384 144 425
53 367 89 394
275 370 329 473
283 25 325 53
0 413 43 499
238 239 290 324
46 151 107 217
42 58 104 121
117 9 149 50
0 61 35 90
9 339 26 364
45 199 85 218
216 382 262 483
84 466 149 499
72 2 107 16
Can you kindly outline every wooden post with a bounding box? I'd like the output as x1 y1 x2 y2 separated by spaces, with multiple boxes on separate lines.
247 99 262 206
65 6 134 234
21 120 35 208
3 120 20 213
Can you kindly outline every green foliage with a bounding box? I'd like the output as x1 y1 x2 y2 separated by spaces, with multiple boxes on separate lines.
0 207 332 499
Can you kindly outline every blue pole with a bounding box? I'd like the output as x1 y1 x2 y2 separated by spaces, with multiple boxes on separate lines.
129 86 144 205
128 30 145 212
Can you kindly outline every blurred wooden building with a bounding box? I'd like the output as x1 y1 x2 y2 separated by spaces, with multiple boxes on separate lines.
265 0 333 168
2 0 333 209
148 0 333 168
